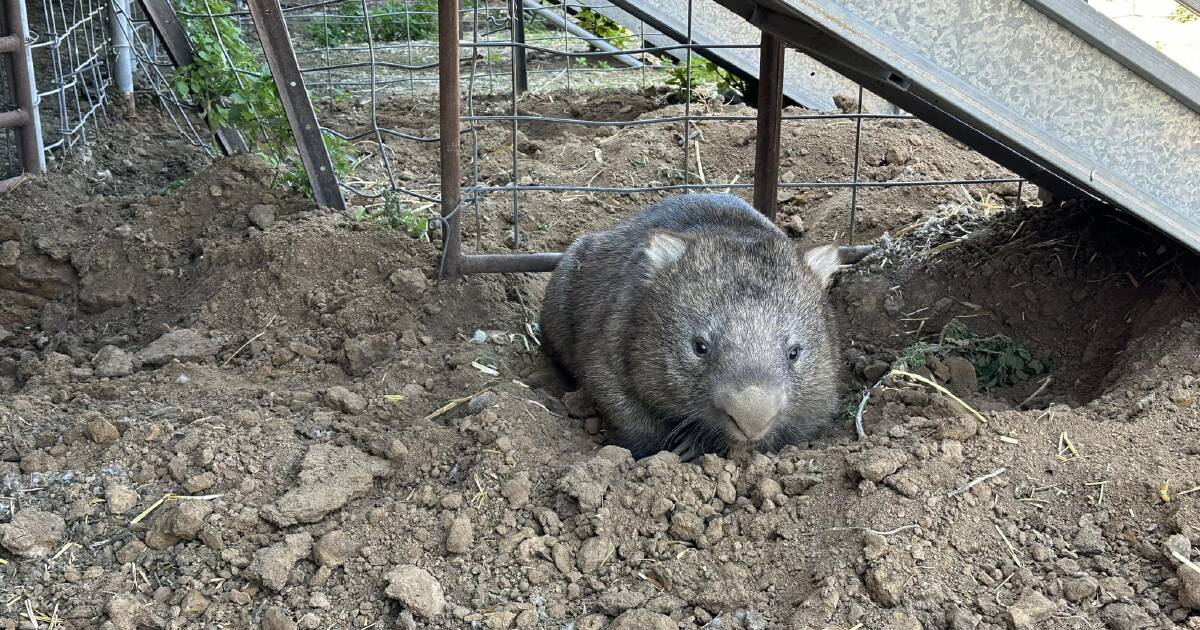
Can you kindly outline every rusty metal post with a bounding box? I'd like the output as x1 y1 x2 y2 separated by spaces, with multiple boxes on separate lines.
438 0 464 280
753 32 784 219
137 0 248 155
246 0 346 212
5 0 45 177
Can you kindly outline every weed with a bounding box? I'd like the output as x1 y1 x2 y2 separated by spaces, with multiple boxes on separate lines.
307 0 438 46
893 320 1047 390
357 197 430 239
575 8 633 49
1170 6 1196 23
173 0 357 198
665 56 745 103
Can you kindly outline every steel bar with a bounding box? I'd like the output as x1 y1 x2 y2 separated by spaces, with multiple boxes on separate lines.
461 253 562 274
511 0 528 95
0 109 32 128
246 0 346 212
111 0 136 111
520 0 642 68
7 0 45 175
136 0 248 154
752 31 784 219
439 0 464 280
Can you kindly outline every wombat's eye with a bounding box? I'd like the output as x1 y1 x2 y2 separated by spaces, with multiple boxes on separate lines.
692 338 709 357
787 344 802 362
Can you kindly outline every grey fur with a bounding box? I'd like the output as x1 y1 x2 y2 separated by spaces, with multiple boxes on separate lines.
539 193 841 459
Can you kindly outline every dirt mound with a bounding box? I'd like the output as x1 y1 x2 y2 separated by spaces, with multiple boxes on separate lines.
2 93 1199 630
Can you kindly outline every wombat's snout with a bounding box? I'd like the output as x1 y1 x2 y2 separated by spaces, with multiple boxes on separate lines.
715 384 785 443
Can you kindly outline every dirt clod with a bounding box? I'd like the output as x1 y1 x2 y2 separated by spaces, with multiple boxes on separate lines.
607 609 678 630
313 529 358 568
1006 588 1056 629
0 509 66 558
137 328 221 365
92 344 135 377
384 565 446 619
325 385 367 414
848 447 909 482
445 515 474 554
248 532 314 591
261 444 390 526
104 482 139 515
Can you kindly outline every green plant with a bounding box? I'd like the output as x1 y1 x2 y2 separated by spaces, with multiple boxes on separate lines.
307 0 438 46
1170 6 1197 23
357 197 430 238
893 320 1047 390
173 0 356 198
575 8 632 49
665 56 745 102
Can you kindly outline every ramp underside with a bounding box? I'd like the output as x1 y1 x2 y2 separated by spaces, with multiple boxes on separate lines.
709 0 1200 253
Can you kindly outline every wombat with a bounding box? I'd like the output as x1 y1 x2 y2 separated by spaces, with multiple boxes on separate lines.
539 193 846 460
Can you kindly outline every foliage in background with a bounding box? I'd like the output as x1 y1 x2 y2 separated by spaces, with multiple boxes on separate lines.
575 8 633 49
666 56 746 103
307 0 438 46
1169 6 1197 23
893 320 1047 390
172 0 356 198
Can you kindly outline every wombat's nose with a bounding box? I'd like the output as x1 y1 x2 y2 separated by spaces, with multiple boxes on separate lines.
716 385 785 442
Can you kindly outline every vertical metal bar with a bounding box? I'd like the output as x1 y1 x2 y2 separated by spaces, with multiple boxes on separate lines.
753 32 783 219
136 0 248 154
682 0 693 187
511 0 527 95
439 0 464 280
110 0 136 112
245 0 346 212
9 0 46 174
848 84 864 244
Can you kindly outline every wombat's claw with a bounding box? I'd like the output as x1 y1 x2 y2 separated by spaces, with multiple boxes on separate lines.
836 244 876 265
670 442 702 463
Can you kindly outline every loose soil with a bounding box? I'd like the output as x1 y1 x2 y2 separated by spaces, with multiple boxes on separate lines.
1 89 1199 630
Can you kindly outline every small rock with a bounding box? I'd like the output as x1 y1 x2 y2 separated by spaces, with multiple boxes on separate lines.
467 391 499 414
1072 514 1106 556
863 360 890 382
105 482 139 515
388 269 429 297
1063 576 1098 603
0 509 66 558
0 240 18 266
107 594 142 630
92 345 134 377
577 536 612 574
864 564 907 607
885 144 912 166
86 417 120 445
501 473 532 509
445 516 474 554
248 532 314 591
848 447 909 482
145 500 212 549
1163 534 1191 566
669 511 705 542
137 329 221 366
1100 603 1154 629
937 415 979 441
384 565 446 619
343 333 395 375
184 471 216 493
598 589 649 615
181 590 210 616
943 357 977 393
116 540 147 564
783 214 806 237
947 607 981 629
607 609 678 630
261 606 298 630
1179 562 1200 609
325 386 367 414
313 530 359 568
562 390 597 418
249 204 277 229
1006 589 1056 629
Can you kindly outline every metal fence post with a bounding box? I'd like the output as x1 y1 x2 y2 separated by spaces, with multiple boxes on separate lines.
110 0 136 114
753 32 784 219
245 0 347 212
438 0 464 280
2 0 46 184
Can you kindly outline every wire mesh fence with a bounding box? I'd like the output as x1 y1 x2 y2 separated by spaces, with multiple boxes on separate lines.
5 0 1028 275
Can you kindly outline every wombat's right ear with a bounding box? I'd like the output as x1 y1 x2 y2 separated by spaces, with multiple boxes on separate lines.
644 230 690 271
802 244 843 289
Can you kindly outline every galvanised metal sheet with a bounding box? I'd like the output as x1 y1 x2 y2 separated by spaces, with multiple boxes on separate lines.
733 0 1200 252
572 0 895 113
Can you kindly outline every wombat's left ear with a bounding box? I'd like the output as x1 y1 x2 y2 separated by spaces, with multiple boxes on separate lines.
802 244 842 288
644 230 691 271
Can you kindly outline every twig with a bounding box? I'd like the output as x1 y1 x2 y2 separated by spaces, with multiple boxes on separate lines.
222 314 278 366
854 378 884 440
829 524 919 536
1172 549 1200 578
424 389 489 422
890 369 987 423
1017 376 1052 410
994 523 1023 567
949 467 1007 497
